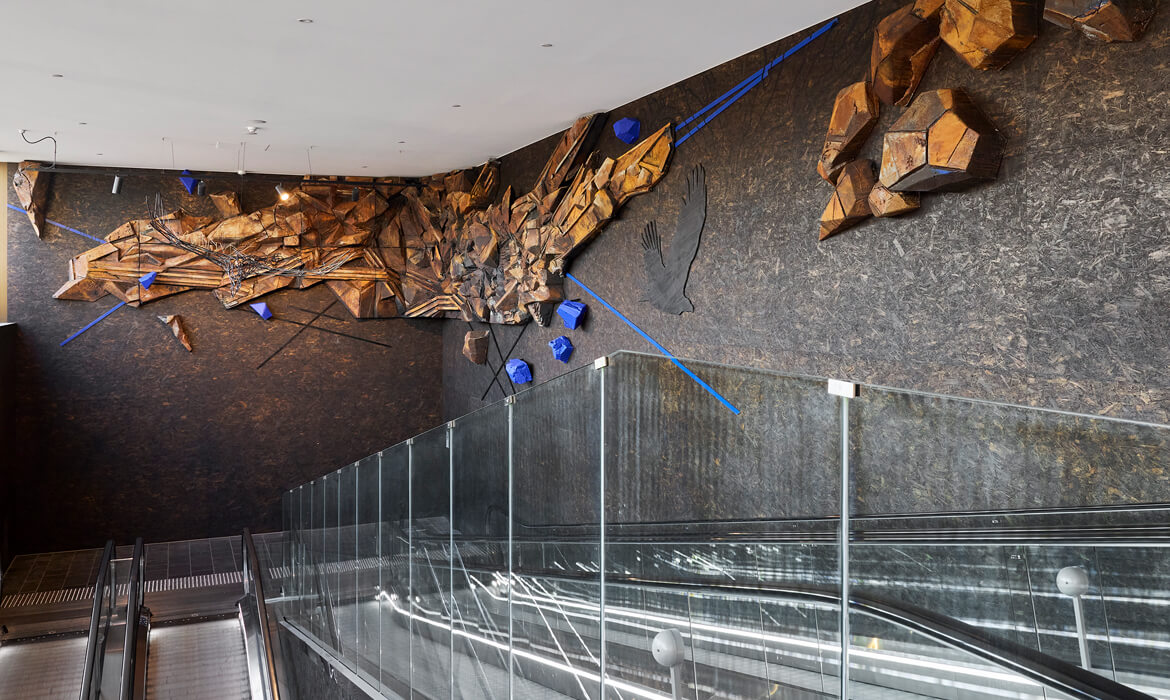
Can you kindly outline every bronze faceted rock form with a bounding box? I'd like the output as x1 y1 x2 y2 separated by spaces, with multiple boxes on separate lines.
817 82 880 183
1044 0 1157 41
940 0 1041 70
820 160 876 240
870 1 943 106
158 314 193 351
463 330 490 364
869 184 922 217
12 161 50 238
879 88 1003 192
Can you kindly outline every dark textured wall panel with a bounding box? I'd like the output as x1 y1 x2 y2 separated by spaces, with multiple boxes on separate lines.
5 173 442 555
442 1 1170 514
444 1 1170 425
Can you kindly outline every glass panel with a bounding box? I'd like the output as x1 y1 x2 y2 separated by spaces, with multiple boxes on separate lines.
324 469 342 653
512 363 602 699
410 425 453 699
379 443 412 697
352 456 382 681
451 402 511 698
97 558 131 698
603 352 842 698
310 476 326 643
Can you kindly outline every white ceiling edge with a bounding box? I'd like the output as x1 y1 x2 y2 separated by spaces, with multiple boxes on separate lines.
0 1 866 178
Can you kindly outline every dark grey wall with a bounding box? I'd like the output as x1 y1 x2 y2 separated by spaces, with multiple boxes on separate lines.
444 1 1170 430
5 173 443 555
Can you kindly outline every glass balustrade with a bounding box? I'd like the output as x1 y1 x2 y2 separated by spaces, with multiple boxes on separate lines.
274 350 1170 700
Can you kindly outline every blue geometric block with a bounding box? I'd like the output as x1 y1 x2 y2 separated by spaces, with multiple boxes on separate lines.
506 358 532 384
549 335 574 363
249 302 273 320
557 300 587 330
138 271 158 289
613 117 641 145
179 169 199 194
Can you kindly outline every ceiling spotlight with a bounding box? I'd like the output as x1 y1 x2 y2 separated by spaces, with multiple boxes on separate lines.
297 18 313 23
276 184 290 201
111 175 122 194
51 73 63 78
196 180 207 196
541 43 554 47
351 188 360 202
452 104 461 108
78 121 87 126
246 125 259 134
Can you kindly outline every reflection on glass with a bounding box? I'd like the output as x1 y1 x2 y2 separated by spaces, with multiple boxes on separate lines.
270 351 1170 700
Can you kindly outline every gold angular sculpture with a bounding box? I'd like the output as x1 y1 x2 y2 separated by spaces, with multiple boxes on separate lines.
870 1 943 107
820 160 876 240
12 161 50 238
879 88 1003 192
817 82 880 183
157 314 193 351
51 116 673 326
869 184 922 216
463 330 490 364
1044 0 1157 41
940 0 1041 70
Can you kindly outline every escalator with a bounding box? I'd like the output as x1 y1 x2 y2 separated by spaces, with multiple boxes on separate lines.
0 531 281 700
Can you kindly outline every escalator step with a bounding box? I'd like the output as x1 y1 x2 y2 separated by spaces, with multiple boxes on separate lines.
145 619 249 699
0 636 87 699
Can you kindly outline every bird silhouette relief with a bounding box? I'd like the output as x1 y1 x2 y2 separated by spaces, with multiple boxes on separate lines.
640 165 707 314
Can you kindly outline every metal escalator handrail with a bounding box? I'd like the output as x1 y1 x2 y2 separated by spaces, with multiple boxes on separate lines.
242 529 281 700
118 538 145 700
78 540 116 700
438 563 1157 700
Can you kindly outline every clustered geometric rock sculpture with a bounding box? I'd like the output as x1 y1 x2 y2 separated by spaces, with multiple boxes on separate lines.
817 82 880 183
557 300 587 329
879 88 1004 192
814 0 1141 239
46 115 673 325
1043 0 1157 41
870 0 944 106
819 160 877 240
939 0 1041 70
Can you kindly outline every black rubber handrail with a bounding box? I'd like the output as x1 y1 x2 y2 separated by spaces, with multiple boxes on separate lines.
242 529 281 700
118 538 145 700
78 540 115 700
420 563 1158 700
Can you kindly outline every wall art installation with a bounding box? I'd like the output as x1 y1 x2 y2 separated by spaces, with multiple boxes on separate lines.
36 115 672 326
940 0 1041 70
640 165 707 314
12 162 49 237
815 0 1154 240
1043 0 1157 41
157 314 193 351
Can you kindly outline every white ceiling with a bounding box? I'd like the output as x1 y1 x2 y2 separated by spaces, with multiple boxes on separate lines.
1 1 864 177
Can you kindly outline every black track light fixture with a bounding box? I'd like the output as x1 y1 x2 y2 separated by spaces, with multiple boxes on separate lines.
351 187 360 202
111 175 122 194
196 180 206 196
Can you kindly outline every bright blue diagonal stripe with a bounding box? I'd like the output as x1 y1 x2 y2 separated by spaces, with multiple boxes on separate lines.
60 301 126 347
565 273 741 415
7 203 106 244
673 17 839 147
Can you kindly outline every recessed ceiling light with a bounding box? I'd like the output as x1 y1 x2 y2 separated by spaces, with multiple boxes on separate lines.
452 104 461 108
398 140 406 144
541 43 554 47
51 73 64 78
249 119 267 125
96 152 103 156
297 18 313 23
78 122 87 125
361 165 368 169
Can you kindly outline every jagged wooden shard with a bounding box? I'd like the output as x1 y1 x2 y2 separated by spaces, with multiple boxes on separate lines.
820 160 876 240
210 191 242 218
870 1 943 106
52 117 672 325
879 88 1004 192
817 82 880 184
12 161 50 238
1044 0 1157 41
157 314 193 351
463 330 490 364
869 183 922 217
940 0 1040 70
